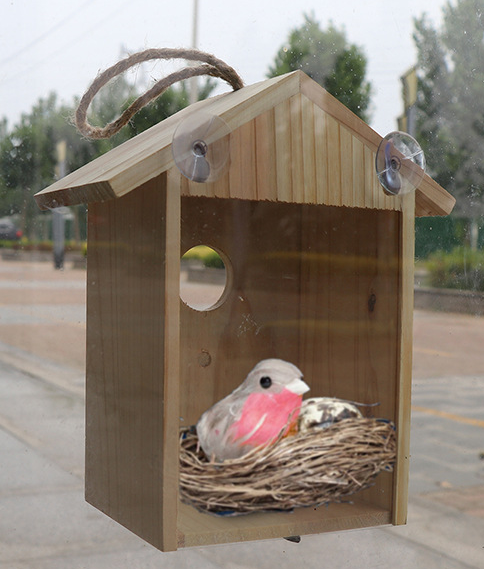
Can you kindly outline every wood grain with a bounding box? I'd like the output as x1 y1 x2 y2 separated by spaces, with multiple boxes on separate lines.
177 499 391 548
254 108 277 201
392 192 416 525
178 195 401 545
299 72 455 216
162 169 182 550
60 66 450 551
274 98 293 202
85 173 179 551
35 70 454 217
180 94 405 212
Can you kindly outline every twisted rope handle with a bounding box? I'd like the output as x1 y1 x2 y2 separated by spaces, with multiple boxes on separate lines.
75 48 244 139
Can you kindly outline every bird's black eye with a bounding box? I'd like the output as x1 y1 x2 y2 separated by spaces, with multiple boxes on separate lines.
260 376 272 389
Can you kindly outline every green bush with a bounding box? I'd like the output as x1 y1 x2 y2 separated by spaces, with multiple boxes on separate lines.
0 240 18 249
426 247 484 291
182 245 225 269
0 239 86 253
202 250 225 269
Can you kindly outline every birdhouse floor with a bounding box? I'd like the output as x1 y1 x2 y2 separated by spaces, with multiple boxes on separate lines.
177 499 391 548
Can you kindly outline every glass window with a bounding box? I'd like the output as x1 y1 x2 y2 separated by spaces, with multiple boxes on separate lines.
1 1 482 566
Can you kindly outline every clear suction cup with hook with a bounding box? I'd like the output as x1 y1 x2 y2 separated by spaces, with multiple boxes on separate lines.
375 131 426 195
172 111 230 183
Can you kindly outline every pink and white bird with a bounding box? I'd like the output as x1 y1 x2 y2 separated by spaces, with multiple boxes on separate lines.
196 358 310 462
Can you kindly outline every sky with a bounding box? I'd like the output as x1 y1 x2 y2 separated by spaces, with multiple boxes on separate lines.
0 0 447 137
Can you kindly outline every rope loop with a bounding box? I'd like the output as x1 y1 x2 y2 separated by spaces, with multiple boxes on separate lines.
75 48 244 139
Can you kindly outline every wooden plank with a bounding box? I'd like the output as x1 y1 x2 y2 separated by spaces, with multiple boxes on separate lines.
183 176 208 198
339 125 354 206
177 500 391 548
179 197 299 427
274 99 293 202
326 116 342 206
392 192 415 525
300 72 381 152
35 110 182 209
415 176 456 216
363 145 376 209
229 121 257 200
289 95 304 203
298 205 330 390
352 136 366 208
180 104 400 212
357 206 400 510
300 95 317 203
254 109 277 201
216 71 301 132
85 173 177 551
162 169 181 551
313 104 329 204
179 169 230 200
211 170 231 199
298 204 400 514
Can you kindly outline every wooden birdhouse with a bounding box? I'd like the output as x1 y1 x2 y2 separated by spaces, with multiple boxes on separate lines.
35 70 455 551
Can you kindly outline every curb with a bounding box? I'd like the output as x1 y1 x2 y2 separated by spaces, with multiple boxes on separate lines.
414 286 484 316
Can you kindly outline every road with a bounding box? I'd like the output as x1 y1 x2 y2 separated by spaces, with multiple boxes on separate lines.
0 260 483 568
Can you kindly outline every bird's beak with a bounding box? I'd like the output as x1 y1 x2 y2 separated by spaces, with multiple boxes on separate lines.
286 378 310 396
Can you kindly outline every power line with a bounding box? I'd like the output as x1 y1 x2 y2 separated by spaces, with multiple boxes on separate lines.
0 0 96 67
1 0 133 86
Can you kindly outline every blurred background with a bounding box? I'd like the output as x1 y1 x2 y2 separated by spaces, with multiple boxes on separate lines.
0 1 483 568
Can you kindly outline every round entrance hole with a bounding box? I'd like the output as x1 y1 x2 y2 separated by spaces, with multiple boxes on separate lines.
180 245 229 311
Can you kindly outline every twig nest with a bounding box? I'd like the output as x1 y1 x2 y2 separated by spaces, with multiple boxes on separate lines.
180 417 396 515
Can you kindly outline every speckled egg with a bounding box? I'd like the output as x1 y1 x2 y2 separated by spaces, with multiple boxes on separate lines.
298 397 363 433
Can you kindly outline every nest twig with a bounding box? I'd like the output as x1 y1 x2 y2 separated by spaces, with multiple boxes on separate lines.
179 418 396 515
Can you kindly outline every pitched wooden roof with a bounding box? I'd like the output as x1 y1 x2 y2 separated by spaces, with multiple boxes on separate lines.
34 70 455 217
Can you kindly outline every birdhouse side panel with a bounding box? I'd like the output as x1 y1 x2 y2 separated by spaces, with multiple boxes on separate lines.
85 174 178 550
392 193 415 525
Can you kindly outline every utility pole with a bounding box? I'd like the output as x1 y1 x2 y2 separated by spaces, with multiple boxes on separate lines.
398 66 418 136
189 0 199 105
52 140 66 270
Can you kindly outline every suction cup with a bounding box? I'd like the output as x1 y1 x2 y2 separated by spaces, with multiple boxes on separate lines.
172 111 230 183
375 131 426 195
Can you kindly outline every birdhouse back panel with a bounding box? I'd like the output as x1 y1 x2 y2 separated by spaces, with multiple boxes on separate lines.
177 194 404 548
180 94 404 211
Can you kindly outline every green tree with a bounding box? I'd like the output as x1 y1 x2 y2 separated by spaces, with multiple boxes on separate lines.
84 71 215 148
0 94 58 236
0 70 215 238
126 79 215 138
413 0 484 228
268 14 372 121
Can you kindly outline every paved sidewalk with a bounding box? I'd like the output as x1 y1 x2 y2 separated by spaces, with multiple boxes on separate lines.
0 261 483 568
